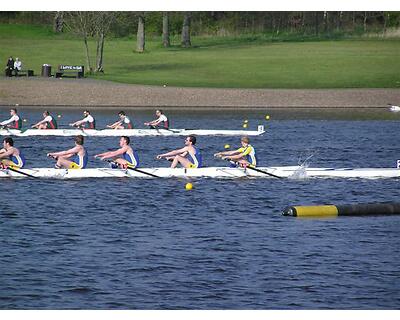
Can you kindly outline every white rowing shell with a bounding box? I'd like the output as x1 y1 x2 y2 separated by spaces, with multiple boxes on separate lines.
0 126 265 137
0 166 399 179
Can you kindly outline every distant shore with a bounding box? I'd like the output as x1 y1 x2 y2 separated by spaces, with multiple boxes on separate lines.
1 77 399 109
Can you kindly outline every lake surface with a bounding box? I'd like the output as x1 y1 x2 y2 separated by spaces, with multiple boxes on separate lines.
0 107 399 309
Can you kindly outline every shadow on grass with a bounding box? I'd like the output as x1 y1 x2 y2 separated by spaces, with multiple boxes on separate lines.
115 63 194 73
160 33 354 51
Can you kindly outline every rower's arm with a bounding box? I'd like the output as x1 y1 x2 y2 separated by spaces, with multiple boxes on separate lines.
146 119 158 125
226 153 244 161
215 150 238 157
97 147 126 159
152 118 161 125
32 119 46 128
0 148 14 158
158 146 187 158
0 118 13 126
50 146 80 157
107 120 122 129
71 117 89 126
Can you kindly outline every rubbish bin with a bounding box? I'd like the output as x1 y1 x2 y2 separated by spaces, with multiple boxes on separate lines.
41 64 52 77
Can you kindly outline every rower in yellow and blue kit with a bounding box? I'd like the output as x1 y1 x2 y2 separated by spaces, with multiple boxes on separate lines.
156 135 202 168
47 135 88 169
214 136 257 167
95 136 139 169
0 137 26 168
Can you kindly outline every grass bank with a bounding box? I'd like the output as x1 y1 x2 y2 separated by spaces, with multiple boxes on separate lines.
1 24 399 88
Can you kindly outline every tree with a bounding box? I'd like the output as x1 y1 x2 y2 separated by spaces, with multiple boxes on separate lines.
94 12 117 72
181 12 191 47
64 12 96 74
162 12 170 47
363 12 368 32
53 11 64 33
136 13 145 53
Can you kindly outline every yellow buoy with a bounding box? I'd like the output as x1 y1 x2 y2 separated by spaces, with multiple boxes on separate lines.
243 123 248 128
265 115 270 120
23 119 27 122
185 183 193 190
243 119 248 123
57 114 62 118
224 144 230 149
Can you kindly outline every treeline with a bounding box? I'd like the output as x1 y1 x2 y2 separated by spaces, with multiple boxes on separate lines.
1 11 400 38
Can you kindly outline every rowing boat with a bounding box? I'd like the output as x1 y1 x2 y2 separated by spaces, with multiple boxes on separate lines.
0 126 265 137
1 166 399 179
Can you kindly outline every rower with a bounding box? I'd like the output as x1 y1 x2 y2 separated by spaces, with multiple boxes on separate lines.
144 109 169 129
47 135 88 169
31 110 58 129
69 110 96 129
214 136 257 167
0 108 22 129
94 136 139 168
156 135 202 168
0 137 25 168
106 111 133 129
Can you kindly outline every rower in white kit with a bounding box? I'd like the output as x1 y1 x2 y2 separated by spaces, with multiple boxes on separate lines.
70 110 96 129
144 109 169 129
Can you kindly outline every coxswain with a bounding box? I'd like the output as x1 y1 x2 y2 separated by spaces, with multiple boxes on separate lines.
106 111 133 129
0 108 22 129
144 109 169 129
214 136 257 167
31 110 58 129
47 135 88 169
95 136 139 168
69 110 96 129
0 137 25 168
156 135 202 168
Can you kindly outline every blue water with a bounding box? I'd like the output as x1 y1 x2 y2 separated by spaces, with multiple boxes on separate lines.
0 108 399 309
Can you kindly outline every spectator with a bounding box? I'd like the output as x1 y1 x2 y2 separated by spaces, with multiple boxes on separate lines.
5 56 14 77
13 58 22 76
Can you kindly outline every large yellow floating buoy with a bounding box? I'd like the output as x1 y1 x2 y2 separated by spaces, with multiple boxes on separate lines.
283 203 400 217
185 182 193 190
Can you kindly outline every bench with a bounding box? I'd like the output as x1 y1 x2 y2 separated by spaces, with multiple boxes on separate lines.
4 69 34 77
16 69 34 77
55 65 84 78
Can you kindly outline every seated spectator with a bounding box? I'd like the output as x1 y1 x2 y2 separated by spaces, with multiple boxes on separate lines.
13 58 22 76
5 56 14 77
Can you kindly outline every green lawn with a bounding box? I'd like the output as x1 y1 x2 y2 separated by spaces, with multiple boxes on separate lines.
1 24 399 88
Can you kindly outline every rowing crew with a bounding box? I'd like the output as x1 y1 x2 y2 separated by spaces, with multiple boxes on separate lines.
0 108 169 130
0 136 257 170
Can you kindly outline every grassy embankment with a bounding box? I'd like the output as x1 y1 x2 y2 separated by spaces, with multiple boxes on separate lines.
0 24 399 88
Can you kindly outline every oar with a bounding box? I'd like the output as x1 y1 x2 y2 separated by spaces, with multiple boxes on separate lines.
1 165 37 178
245 164 283 179
215 156 282 179
101 158 160 178
146 125 181 134
0 125 13 134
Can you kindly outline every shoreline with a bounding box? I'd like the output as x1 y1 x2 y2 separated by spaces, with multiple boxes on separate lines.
1 77 399 108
